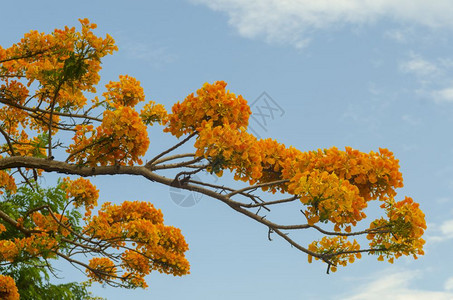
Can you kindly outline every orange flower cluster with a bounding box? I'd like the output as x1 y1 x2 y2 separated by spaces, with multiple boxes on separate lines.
12 132 46 158
0 233 59 261
0 275 19 300
140 100 168 126
0 18 119 172
307 236 361 272
87 257 117 283
27 113 61 136
0 239 19 262
195 124 305 192
288 170 367 228
1 18 117 110
0 80 57 146
0 103 28 139
0 80 28 106
194 122 262 179
121 250 150 287
293 147 403 201
67 105 149 166
254 139 300 191
31 212 71 237
0 170 17 194
188 90 424 266
103 75 145 107
0 80 29 137
84 201 190 287
367 196 426 262
165 81 251 137
1 19 426 278
0 212 72 265
193 120 403 208
62 177 99 213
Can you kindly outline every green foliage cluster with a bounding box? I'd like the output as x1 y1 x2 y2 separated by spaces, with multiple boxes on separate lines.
0 183 103 299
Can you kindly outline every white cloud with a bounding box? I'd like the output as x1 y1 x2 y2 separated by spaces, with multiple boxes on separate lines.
432 88 453 103
385 28 415 44
341 270 453 300
399 55 440 78
439 219 453 237
398 54 453 103
427 218 453 242
445 277 453 291
192 0 453 47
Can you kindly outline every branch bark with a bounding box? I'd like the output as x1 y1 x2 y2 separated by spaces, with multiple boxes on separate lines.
0 156 393 266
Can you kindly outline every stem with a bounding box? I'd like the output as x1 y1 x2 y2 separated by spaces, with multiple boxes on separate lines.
145 132 197 167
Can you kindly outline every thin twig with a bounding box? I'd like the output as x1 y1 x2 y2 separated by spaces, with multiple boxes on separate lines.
227 179 289 197
145 132 197 167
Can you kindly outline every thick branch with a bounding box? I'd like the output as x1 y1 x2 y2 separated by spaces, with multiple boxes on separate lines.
0 156 389 265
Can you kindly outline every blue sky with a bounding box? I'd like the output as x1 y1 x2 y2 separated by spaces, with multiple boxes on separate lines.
2 1 453 299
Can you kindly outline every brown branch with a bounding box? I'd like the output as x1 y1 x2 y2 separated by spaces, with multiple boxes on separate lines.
322 248 389 259
145 132 197 167
0 127 34 189
65 137 110 163
188 179 271 211
53 251 126 288
0 127 15 156
0 74 26 78
152 153 196 165
0 97 102 122
47 81 65 158
227 179 289 197
151 157 204 170
0 209 41 235
240 195 299 208
0 156 390 265
0 50 49 64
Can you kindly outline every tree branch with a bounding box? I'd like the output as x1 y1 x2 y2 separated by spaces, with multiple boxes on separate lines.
227 179 289 197
0 155 393 265
145 132 197 168
0 97 102 122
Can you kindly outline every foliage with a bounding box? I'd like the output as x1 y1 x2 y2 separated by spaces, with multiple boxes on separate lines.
0 19 426 297
0 184 102 299
1 264 101 300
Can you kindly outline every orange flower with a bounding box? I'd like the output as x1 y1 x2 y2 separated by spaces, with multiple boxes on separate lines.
0 275 19 300
140 101 168 125
288 170 367 228
103 75 145 107
165 81 251 137
67 105 149 166
0 170 16 194
307 236 360 271
367 196 426 262
87 257 117 283
83 201 190 287
62 177 99 212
